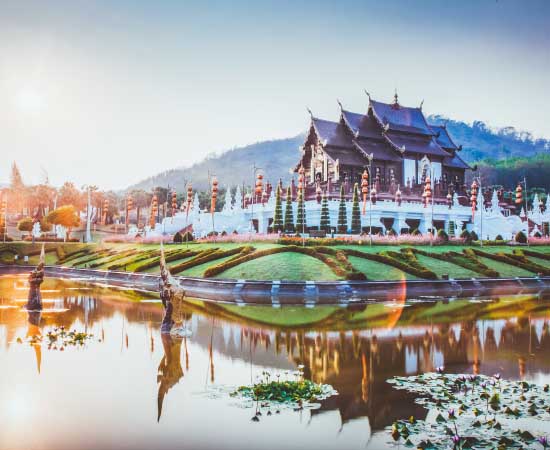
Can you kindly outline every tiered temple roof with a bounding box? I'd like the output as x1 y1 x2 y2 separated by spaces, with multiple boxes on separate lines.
299 93 470 172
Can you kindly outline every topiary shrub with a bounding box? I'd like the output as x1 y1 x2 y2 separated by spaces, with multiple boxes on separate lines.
387 228 397 237
460 229 470 239
411 229 421 236
495 234 504 241
437 229 449 242
470 231 479 241
515 231 527 244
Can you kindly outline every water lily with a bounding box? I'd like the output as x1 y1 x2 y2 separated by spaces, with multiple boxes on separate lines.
539 436 549 448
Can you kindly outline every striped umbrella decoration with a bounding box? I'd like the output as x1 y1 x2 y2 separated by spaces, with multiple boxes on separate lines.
103 198 110 224
211 178 218 215
171 191 178 217
370 183 377 205
515 183 523 207
361 169 369 214
150 194 158 228
470 180 478 220
186 184 193 220
395 185 402 207
423 176 432 208
255 173 263 203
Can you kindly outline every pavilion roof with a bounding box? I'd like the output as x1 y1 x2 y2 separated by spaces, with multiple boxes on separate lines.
311 117 353 149
430 124 459 151
323 145 371 166
383 130 449 157
369 99 434 136
443 152 471 170
354 138 402 162
340 109 382 140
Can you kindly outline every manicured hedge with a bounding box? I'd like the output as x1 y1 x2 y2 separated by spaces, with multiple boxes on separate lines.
344 249 437 280
203 245 366 280
515 249 550 261
171 246 253 275
58 247 94 264
73 249 119 267
412 248 499 278
471 249 550 276
133 249 199 272
106 249 160 270
88 249 139 269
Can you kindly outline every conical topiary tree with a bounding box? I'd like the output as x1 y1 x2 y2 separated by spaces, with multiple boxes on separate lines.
351 183 361 234
284 186 294 233
337 184 347 233
272 186 283 233
320 192 331 233
296 188 307 234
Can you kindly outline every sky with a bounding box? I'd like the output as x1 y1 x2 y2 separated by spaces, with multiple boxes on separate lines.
1 0 549 190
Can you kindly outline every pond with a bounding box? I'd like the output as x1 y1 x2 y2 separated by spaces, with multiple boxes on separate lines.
0 275 549 450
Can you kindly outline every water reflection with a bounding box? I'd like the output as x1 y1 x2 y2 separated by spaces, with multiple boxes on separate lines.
0 276 549 450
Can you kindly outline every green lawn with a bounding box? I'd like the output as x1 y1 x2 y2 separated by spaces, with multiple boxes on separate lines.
476 255 535 278
414 254 479 279
218 304 338 327
347 256 416 280
214 252 340 281
177 255 237 277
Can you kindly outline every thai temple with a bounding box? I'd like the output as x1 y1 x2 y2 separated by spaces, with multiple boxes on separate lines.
136 92 550 240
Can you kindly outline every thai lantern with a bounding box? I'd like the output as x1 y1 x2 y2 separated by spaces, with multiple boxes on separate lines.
171 191 178 217
186 184 193 219
470 180 478 220
211 177 219 215
127 195 134 212
150 194 158 228
103 198 110 224
395 185 402 207
423 177 432 208
370 184 377 205
316 185 322 204
515 183 523 206
361 170 369 214
446 191 453 209
298 166 305 191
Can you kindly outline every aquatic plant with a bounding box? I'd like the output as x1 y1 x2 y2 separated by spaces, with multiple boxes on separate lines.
231 367 336 410
17 326 94 350
387 372 550 449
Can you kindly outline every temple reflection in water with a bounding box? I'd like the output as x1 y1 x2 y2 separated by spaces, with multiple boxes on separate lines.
1 276 549 436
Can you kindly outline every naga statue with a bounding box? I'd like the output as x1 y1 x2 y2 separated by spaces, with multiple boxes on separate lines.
25 244 45 311
159 242 187 334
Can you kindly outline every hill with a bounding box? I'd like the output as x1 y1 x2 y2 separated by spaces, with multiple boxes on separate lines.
128 116 550 192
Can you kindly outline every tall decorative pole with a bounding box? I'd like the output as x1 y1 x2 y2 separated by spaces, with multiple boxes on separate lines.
126 194 133 234
446 189 452 209
211 177 218 233
298 165 305 246
361 169 369 215
395 185 402 207
470 180 478 221
150 194 158 230
102 198 109 225
86 187 92 243
1 192 7 243
171 191 178 219
185 184 193 247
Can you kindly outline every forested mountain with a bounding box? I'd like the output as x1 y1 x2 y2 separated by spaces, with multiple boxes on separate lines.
128 116 550 192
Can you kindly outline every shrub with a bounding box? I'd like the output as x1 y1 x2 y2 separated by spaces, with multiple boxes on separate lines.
495 234 504 241
17 217 34 233
470 231 479 241
437 229 449 242
460 229 470 239
411 229 421 236
133 249 199 272
171 246 253 275
472 249 550 276
387 228 397 237
515 231 527 244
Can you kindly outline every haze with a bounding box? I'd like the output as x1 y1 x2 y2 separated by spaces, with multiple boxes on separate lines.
1 0 549 189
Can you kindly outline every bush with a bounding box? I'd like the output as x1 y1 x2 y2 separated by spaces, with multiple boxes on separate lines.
171 246 253 275
470 231 479 241
411 229 421 236
460 229 470 239
17 217 34 232
495 234 504 241
515 231 527 244
472 249 550 276
387 228 397 237
437 229 449 242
